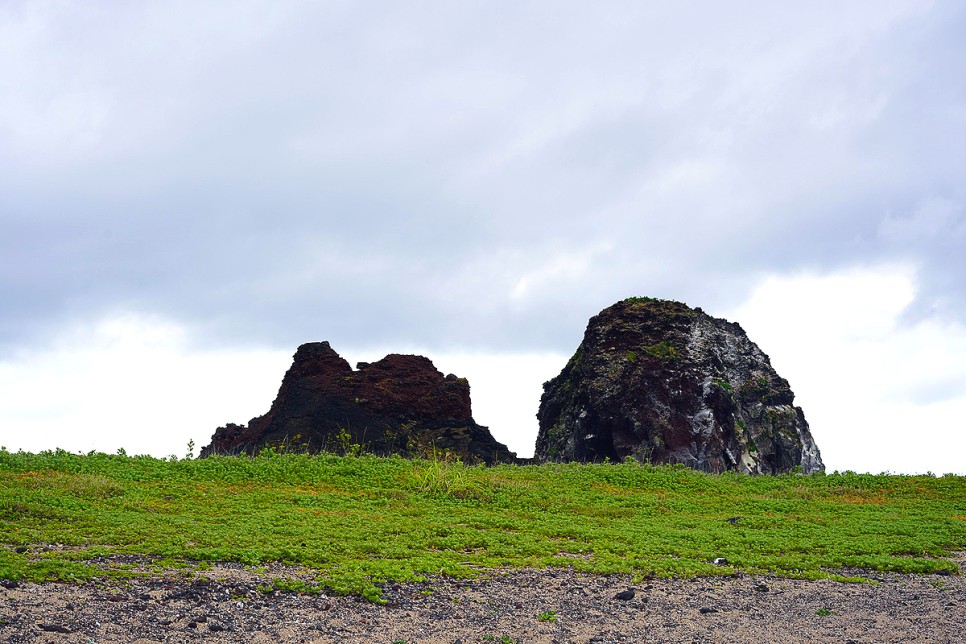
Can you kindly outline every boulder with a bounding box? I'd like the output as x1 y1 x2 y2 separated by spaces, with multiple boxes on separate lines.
535 298 824 474
200 341 516 464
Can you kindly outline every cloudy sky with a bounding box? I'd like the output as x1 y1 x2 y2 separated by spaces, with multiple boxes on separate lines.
2 1 964 473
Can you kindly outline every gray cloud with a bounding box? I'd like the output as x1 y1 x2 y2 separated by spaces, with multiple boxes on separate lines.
2 0 965 356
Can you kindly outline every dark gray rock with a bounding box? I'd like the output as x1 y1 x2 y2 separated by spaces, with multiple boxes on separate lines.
535 298 823 474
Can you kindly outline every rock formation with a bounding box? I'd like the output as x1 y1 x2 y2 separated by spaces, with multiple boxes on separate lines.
200 342 516 464
535 298 823 474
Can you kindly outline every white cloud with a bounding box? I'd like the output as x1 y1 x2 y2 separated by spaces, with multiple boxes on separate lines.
725 264 966 474
3 1 966 353
0 314 290 457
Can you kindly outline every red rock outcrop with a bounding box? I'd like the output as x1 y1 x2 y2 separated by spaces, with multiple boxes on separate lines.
201 342 515 464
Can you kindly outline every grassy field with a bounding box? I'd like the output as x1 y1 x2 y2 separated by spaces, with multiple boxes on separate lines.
1 448 964 602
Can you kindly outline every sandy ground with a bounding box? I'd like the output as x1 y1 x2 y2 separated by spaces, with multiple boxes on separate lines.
1 554 963 643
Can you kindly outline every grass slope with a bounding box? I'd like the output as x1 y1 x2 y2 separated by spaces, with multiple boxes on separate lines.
1 449 964 602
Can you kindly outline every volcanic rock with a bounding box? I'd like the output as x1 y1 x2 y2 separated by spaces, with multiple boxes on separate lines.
200 342 515 464
535 297 823 474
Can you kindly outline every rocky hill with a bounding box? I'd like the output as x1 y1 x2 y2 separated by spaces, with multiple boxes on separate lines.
535 298 824 474
200 342 516 464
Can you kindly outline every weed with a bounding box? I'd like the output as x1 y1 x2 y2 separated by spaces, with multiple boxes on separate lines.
333 427 362 457
408 454 486 500
815 608 836 616
538 610 558 622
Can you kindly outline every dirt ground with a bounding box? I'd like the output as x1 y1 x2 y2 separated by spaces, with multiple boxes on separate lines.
1 553 963 643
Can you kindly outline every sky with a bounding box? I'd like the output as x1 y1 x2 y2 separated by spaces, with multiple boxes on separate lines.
1 1 964 474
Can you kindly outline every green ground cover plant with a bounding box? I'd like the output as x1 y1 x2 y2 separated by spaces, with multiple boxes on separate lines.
1 448 964 602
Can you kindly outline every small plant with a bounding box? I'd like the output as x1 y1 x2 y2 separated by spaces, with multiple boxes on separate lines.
626 351 638 363
409 454 485 500
644 341 678 360
261 577 325 595
333 427 362 457
185 439 195 460
537 610 558 622
815 608 835 616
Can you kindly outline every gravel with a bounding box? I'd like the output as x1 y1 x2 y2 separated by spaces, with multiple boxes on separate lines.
1 553 963 643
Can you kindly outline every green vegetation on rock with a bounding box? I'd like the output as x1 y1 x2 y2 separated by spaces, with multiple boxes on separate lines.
644 341 679 360
1 448 963 602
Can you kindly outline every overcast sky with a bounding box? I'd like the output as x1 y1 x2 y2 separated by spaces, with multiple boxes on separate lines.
2 1 964 473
